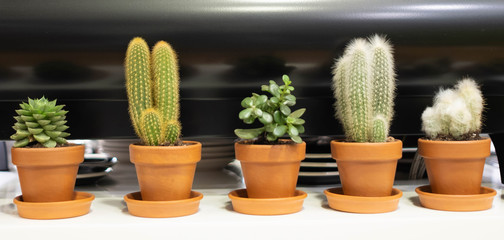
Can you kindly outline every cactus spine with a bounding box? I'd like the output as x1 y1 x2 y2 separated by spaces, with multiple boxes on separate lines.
125 37 181 146
332 35 396 142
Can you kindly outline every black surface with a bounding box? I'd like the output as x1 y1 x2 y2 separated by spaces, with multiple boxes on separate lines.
1 0 504 139
490 133 504 184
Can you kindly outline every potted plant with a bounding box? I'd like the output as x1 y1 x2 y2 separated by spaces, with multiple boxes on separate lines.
124 37 202 209
233 75 306 199
418 78 491 195
325 35 402 213
10 97 94 219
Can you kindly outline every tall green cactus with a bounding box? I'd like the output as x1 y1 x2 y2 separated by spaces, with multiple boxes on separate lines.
332 35 396 143
125 37 181 146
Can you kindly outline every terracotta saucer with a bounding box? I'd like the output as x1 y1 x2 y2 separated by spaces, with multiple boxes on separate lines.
324 187 402 213
13 191 95 219
415 185 496 211
124 191 203 218
228 189 307 215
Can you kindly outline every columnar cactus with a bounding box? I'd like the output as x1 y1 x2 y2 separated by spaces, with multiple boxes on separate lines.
10 97 70 148
125 37 181 146
332 35 396 142
421 78 484 140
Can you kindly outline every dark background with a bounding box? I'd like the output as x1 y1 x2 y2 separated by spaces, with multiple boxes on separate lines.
1 0 504 143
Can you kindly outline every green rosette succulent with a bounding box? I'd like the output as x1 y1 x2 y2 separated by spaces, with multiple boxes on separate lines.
234 74 306 144
10 97 70 148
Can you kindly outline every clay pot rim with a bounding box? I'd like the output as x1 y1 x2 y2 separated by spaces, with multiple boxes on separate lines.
415 185 496 199
331 139 401 146
129 140 201 150
235 139 306 147
330 139 402 161
11 144 84 153
14 191 94 206
124 191 203 204
418 137 490 145
228 189 307 201
324 187 403 201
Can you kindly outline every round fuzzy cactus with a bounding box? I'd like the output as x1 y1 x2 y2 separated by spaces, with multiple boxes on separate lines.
10 97 70 148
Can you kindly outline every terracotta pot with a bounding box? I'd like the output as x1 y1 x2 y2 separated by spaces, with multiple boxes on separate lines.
129 141 201 201
11 145 85 202
331 140 402 197
418 138 491 195
234 140 306 198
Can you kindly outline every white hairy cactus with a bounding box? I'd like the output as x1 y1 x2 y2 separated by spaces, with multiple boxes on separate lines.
421 78 484 140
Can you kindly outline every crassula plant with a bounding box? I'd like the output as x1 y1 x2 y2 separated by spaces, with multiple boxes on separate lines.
332 35 396 142
421 78 484 141
10 97 70 148
234 75 306 144
125 37 181 146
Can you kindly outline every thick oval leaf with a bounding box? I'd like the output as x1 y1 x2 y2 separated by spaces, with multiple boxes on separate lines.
46 131 62 138
282 74 290 84
34 133 50 143
296 125 305 134
59 132 70 138
265 123 275 132
38 120 51 126
285 95 296 102
25 122 39 128
243 117 255 124
234 128 264 139
254 108 263 117
260 112 273 124
43 140 57 148
32 114 46 120
289 108 306 118
288 124 299 136
269 81 280 97
14 123 27 130
256 95 268 105
21 115 35 122
16 109 31 116
293 118 305 125
280 105 291 116
55 137 67 144
28 128 44 135
267 133 278 141
273 125 287 137
270 97 279 104
273 111 285 124
56 125 69 131
43 125 57 131
239 108 253 120
14 138 30 148
283 100 295 106
290 135 302 144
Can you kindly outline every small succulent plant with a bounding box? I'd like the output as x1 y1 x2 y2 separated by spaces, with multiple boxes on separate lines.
10 97 70 148
422 78 484 140
234 75 306 144
332 35 396 142
125 37 181 146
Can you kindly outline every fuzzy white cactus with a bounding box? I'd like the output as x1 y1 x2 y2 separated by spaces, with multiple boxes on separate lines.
421 78 484 140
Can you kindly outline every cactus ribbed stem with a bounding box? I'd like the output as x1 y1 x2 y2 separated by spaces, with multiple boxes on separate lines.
126 37 152 138
125 37 182 146
332 35 396 143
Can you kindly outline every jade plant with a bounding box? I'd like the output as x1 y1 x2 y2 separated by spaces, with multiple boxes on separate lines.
234 75 306 144
422 78 484 141
125 37 181 146
332 35 396 142
10 97 70 148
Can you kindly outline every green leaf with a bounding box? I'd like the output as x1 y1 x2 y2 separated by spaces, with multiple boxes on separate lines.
43 140 57 148
282 74 291 85
285 95 296 102
241 97 253 108
14 123 27 130
267 133 277 142
55 137 67 144
256 95 268 105
280 104 291 116
269 81 280 97
286 117 294 124
59 132 70 138
288 86 294 91
243 117 255 124
296 125 305 134
273 125 287 137
284 100 295 106
289 108 306 118
21 115 35 122
51 116 63 122
293 118 305 125
259 112 273 124
14 138 29 148
16 109 31 116
13 130 29 139
32 114 46 120
290 135 302 144
14 116 23 123
265 124 275 132
273 111 285 124
25 122 39 128
254 108 263 117
239 108 253 120
270 97 279 104
43 125 57 131
234 128 264 139
38 120 51 126
34 133 50 143
261 85 269 92
28 128 44 135
54 120 67 126
56 125 69 131
288 124 299 136
46 131 61 138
